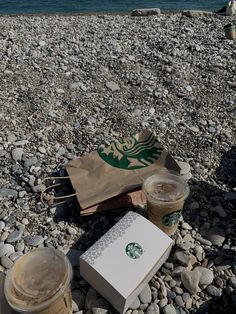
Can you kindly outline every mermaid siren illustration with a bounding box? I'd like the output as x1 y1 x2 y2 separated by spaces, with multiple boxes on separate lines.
98 130 164 170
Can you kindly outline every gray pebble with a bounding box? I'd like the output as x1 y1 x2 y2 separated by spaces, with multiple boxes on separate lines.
173 287 183 295
22 218 29 225
139 284 152 304
194 246 204 262
214 205 227 218
182 292 190 302
130 297 140 310
6 229 23 243
164 263 174 270
169 280 176 288
38 40 46 47
189 126 199 133
175 295 184 307
9 251 23 262
147 303 159 314
0 243 15 258
189 202 199 210
224 192 236 201
229 277 236 288
24 157 38 168
159 298 168 308
174 251 196 267
15 241 25 252
216 263 231 271
177 242 193 251
1 232 9 242
1 256 14 269
70 81 85 91
68 227 77 235
177 161 191 175
181 222 192 230
92 308 108 314
0 221 5 231
164 275 172 282
206 285 221 297
106 81 120 92
208 126 216 133
38 146 47 154
12 147 23 161
140 304 148 310
196 267 214 285
181 269 200 294
25 235 45 246
18 191 27 198
167 290 176 299
207 227 225 246
163 304 177 314
172 266 186 277
196 236 212 246
226 286 234 295
0 188 18 198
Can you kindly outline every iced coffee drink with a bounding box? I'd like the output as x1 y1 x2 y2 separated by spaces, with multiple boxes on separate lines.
143 171 189 236
4 248 72 314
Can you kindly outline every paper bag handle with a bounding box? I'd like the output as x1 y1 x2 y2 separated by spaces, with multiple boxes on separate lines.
41 176 76 207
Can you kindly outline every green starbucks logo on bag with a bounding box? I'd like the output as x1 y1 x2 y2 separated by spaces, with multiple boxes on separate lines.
162 210 182 227
98 132 164 170
126 242 143 259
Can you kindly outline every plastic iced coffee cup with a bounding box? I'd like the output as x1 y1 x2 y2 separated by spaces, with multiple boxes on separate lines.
4 248 73 314
143 170 189 236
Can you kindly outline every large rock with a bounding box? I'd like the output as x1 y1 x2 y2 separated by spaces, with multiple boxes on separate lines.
181 269 200 294
207 227 225 246
131 8 161 16
138 284 152 304
182 10 214 18
195 267 214 286
174 251 197 267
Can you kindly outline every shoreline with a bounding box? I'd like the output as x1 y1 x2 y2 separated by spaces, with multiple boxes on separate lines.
0 8 219 17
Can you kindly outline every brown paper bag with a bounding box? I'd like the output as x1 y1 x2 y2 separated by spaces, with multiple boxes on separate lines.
66 129 180 210
80 189 146 216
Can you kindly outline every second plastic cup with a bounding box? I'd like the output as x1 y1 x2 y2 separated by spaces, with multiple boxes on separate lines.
143 171 189 236
4 247 73 314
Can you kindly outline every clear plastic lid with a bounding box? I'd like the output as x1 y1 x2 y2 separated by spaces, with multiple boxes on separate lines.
5 248 72 312
143 171 189 203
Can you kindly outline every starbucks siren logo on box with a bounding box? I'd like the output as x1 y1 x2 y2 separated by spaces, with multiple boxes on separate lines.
125 242 143 259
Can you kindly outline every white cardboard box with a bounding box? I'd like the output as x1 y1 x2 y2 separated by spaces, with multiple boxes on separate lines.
80 211 173 313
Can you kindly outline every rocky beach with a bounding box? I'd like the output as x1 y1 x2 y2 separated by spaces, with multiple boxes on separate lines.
0 11 236 314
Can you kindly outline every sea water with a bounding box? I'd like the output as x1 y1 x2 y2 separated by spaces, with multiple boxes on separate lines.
0 0 226 15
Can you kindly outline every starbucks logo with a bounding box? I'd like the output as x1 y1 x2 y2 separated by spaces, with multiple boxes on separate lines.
98 132 163 170
126 242 143 259
162 210 182 227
